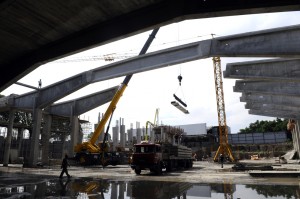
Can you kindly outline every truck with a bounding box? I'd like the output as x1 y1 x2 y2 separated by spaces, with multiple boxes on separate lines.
130 125 193 174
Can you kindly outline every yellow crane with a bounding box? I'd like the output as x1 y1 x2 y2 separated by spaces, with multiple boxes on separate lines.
212 57 235 162
145 108 159 142
74 28 160 166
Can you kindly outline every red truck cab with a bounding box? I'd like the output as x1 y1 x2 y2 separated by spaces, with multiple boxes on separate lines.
130 142 164 174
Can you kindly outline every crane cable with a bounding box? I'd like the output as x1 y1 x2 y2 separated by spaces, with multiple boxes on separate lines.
173 72 187 108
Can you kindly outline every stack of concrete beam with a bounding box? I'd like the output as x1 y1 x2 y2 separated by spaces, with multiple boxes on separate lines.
162 143 192 159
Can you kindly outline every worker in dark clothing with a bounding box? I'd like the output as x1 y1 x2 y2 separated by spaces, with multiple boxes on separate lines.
219 154 225 168
59 154 71 179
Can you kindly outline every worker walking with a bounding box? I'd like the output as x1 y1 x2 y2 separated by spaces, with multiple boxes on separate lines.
219 154 225 168
59 154 71 179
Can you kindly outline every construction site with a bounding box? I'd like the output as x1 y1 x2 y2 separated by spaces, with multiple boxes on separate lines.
1 1 300 198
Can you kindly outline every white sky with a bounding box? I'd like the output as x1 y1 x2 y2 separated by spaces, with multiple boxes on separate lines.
2 11 300 134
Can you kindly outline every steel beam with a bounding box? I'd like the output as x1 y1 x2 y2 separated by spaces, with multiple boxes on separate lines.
224 58 300 81
249 109 300 119
8 24 300 110
245 102 300 113
45 86 118 117
241 92 300 107
234 80 300 96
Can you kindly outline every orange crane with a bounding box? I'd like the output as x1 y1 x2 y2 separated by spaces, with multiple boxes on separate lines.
212 57 235 162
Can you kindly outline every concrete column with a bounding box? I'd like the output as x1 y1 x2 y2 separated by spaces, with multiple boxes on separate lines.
41 114 51 166
120 118 125 148
70 115 79 157
28 108 43 167
150 127 155 143
161 127 165 142
3 109 15 166
136 122 141 144
293 120 300 157
128 123 133 147
98 113 105 143
112 120 119 151
17 128 24 157
61 133 66 158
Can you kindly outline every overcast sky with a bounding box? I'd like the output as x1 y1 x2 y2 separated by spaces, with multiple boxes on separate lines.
2 11 300 134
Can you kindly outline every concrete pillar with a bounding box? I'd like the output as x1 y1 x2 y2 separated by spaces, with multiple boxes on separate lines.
161 126 165 142
61 133 66 158
128 123 133 147
27 108 42 167
98 113 105 143
3 109 15 166
70 115 79 157
150 127 155 143
120 118 125 148
136 122 141 144
293 120 300 157
41 114 51 166
112 120 119 151
17 128 24 157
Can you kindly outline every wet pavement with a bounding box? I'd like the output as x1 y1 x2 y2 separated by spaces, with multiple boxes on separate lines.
0 160 299 198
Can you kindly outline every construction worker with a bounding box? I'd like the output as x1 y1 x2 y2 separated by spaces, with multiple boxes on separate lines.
59 154 71 179
219 154 225 168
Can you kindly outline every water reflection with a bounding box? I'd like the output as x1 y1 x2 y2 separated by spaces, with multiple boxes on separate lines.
0 176 299 198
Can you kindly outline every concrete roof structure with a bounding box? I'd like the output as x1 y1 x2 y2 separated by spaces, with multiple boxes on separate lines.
1 0 300 92
225 51 300 120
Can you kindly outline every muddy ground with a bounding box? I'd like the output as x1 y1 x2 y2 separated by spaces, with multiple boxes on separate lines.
0 158 299 186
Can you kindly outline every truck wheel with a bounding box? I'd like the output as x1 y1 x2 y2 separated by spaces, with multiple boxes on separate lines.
79 154 90 166
135 168 141 175
166 160 173 172
156 164 162 175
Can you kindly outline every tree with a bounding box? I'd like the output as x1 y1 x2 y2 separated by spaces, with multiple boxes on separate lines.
239 118 288 133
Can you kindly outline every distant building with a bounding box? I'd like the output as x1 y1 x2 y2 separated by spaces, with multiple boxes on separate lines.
177 123 207 135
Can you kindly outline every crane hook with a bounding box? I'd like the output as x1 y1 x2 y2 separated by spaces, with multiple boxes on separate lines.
178 74 182 86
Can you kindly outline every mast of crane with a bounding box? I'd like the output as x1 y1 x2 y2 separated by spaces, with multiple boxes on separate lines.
212 57 235 162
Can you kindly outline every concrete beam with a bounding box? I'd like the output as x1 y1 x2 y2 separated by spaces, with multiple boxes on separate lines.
234 80 300 96
224 58 300 81
45 86 118 117
248 109 300 119
241 92 300 107
245 102 300 113
9 24 300 110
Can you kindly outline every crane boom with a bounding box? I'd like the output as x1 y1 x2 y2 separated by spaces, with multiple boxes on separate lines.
74 28 160 164
212 57 234 162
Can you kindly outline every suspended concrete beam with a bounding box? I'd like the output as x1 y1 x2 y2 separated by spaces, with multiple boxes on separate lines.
224 58 300 81
248 109 300 119
245 102 300 113
241 92 300 107
45 86 118 117
234 80 300 96
8 24 300 111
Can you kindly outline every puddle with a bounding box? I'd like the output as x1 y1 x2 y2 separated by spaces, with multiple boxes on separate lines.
0 174 298 198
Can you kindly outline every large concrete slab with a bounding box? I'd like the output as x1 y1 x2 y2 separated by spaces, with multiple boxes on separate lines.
234 80 300 96
248 109 300 119
7 24 300 110
245 102 300 113
224 58 300 81
45 86 118 117
241 92 300 107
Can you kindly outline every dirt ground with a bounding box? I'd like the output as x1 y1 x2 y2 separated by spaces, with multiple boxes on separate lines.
0 157 299 186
